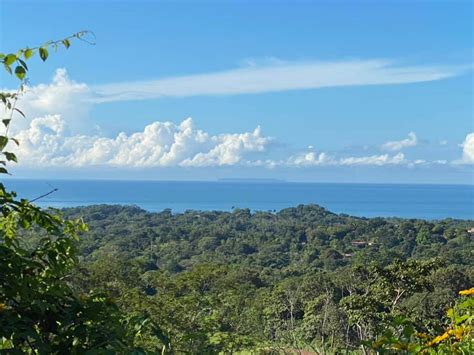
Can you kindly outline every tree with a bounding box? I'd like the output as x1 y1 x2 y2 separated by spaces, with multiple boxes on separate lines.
341 259 441 350
367 288 474 353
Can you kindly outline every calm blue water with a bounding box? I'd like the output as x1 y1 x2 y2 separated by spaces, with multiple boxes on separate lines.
3 179 473 220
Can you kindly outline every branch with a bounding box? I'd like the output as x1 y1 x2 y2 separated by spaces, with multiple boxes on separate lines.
10 31 96 53
30 188 58 203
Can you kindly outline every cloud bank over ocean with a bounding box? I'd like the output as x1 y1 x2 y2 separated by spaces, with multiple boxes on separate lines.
5 68 472 170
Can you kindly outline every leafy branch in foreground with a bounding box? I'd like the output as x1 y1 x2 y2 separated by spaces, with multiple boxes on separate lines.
0 31 95 175
367 288 473 354
1 30 95 78
0 34 166 353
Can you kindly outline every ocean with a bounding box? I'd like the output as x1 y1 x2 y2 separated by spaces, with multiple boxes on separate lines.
3 179 473 220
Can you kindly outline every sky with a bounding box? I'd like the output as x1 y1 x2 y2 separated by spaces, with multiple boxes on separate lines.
0 0 473 184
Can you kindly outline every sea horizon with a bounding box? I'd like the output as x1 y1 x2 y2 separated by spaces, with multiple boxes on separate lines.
4 178 473 220
4 177 473 187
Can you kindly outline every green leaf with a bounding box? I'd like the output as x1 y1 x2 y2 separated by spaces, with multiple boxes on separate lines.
0 136 8 150
18 58 28 70
2 119 11 127
62 39 70 49
4 152 17 163
3 63 12 75
4 54 16 66
10 138 19 146
39 47 49 61
14 66 26 80
14 108 26 118
20 218 30 229
0 167 8 174
24 48 34 59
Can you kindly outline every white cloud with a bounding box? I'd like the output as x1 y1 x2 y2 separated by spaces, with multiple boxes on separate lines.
11 116 271 168
181 126 269 167
93 60 462 102
9 70 272 168
12 69 94 134
6 69 464 170
286 151 405 167
338 153 405 166
460 133 474 164
7 112 453 169
288 152 329 167
8 107 411 169
381 132 418 151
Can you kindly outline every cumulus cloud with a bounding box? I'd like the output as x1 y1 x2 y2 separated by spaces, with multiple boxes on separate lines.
381 132 418 151
11 116 271 168
93 60 463 102
7 112 450 169
8 70 272 168
6 69 463 170
288 152 329 167
11 69 93 134
181 127 269 167
8 108 411 169
460 133 474 164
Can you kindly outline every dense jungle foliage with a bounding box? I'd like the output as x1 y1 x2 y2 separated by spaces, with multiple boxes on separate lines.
57 204 472 353
1 34 473 353
62 204 474 272
5 200 474 353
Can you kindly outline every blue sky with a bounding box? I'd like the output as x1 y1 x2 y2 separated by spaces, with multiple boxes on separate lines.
1 0 473 183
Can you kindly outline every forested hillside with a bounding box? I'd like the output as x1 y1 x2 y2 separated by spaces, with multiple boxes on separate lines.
62 204 473 272
49 204 473 353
